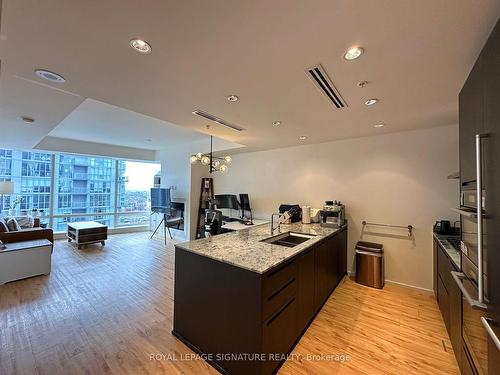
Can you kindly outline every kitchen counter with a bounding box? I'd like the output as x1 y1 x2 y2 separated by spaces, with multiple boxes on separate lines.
176 222 345 274
433 232 461 269
173 222 348 375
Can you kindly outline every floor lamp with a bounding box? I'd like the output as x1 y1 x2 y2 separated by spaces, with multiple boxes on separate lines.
0 181 14 214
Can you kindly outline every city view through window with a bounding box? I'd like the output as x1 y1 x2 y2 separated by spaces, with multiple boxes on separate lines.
0 149 161 232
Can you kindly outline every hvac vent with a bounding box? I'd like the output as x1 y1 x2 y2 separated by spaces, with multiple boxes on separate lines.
192 110 245 131
306 64 347 109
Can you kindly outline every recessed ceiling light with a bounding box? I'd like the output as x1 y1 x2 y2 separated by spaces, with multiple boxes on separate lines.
358 80 368 88
364 98 379 106
146 138 152 142
299 136 308 140
227 95 239 102
129 39 152 54
20 116 35 124
374 123 385 128
35 69 65 83
344 46 364 60
272 121 281 126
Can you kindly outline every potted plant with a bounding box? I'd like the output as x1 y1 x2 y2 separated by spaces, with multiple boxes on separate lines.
8 195 23 216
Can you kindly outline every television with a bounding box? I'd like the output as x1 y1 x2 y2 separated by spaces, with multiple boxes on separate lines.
151 188 171 214
214 194 239 210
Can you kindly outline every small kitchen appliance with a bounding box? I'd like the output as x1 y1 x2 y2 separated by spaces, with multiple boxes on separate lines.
319 200 345 228
433 220 451 234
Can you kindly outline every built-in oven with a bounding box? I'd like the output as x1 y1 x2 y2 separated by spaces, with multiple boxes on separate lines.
451 187 489 374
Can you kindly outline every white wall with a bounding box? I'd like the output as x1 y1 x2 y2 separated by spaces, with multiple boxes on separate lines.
156 146 210 240
213 125 459 290
157 146 192 239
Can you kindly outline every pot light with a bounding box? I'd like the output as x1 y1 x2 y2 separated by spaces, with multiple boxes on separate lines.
227 95 239 102
21 116 35 124
129 39 152 54
299 136 308 140
35 69 65 83
374 123 385 128
364 98 379 106
272 121 281 126
344 46 364 60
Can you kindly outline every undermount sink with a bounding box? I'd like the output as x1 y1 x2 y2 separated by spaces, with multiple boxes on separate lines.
261 232 316 248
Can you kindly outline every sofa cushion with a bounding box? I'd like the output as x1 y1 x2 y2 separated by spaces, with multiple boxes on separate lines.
15 216 35 229
0 217 8 233
6 217 21 232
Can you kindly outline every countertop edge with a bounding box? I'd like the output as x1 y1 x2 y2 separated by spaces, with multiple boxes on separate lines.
433 232 461 270
175 224 347 274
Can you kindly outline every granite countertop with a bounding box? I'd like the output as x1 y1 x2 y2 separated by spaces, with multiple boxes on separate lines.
176 222 345 274
433 232 461 270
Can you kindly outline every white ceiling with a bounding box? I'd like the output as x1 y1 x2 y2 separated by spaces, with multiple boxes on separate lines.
49 98 213 150
0 1 499 153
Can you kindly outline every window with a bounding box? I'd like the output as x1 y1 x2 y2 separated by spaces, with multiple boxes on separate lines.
116 160 161 226
53 154 116 231
0 148 161 232
0 150 52 222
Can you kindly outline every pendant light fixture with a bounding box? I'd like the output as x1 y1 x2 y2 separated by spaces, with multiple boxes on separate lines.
190 135 232 173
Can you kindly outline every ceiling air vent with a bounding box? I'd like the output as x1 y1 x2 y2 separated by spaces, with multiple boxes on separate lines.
306 64 347 109
192 110 245 131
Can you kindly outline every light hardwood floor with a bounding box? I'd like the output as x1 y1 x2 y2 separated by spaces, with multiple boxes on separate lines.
0 232 459 375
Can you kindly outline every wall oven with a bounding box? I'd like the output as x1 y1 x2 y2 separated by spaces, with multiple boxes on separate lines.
451 136 491 375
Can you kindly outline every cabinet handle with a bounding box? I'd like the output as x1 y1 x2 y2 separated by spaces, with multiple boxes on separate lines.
481 317 500 351
267 259 295 278
475 134 487 304
266 298 295 326
450 208 477 218
267 278 295 301
450 271 487 310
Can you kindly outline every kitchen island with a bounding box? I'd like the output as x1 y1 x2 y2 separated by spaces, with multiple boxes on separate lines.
172 222 347 375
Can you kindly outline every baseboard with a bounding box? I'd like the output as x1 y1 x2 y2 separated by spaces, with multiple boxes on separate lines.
347 270 433 294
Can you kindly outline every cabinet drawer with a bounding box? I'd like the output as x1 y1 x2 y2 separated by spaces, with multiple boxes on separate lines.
262 297 298 375
263 259 297 298
438 245 453 288
437 275 450 331
263 277 297 321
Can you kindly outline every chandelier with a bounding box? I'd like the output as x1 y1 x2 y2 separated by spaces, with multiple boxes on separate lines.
190 136 232 173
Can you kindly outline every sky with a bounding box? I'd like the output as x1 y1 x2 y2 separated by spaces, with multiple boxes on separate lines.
124 161 161 191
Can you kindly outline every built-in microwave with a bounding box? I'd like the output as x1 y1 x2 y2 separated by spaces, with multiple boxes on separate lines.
461 189 485 210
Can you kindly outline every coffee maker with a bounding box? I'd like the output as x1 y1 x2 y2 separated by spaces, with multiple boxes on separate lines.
319 200 345 228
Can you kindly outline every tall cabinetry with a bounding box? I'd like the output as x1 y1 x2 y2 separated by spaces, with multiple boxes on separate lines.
482 19 500 375
458 17 500 374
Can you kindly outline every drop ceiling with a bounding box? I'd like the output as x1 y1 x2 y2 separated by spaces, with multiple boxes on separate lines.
0 0 499 153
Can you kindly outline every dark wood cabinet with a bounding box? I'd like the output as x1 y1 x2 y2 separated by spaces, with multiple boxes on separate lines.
433 236 462 367
335 229 348 284
459 51 485 186
314 227 347 311
483 19 500 371
314 240 333 309
458 17 500 373
173 227 347 375
297 247 315 331
437 275 450 330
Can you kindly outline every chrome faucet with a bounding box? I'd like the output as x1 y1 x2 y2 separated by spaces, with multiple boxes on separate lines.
270 212 290 235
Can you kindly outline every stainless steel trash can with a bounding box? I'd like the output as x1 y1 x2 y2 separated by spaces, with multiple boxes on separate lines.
355 241 384 289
